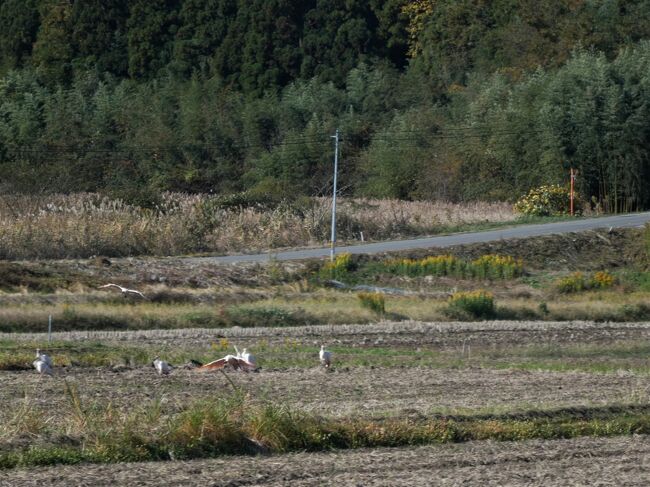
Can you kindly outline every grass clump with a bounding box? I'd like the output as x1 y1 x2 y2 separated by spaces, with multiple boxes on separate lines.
4 390 650 469
445 290 496 320
320 253 355 281
470 255 523 279
357 292 386 316
383 255 464 277
555 271 617 293
381 254 523 280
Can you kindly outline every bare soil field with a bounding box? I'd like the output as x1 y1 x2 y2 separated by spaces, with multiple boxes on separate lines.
7 319 650 348
3 364 649 423
3 435 650 486
3 322 650 424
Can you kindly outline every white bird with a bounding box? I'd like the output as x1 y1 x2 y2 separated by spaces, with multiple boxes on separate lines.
239 348 257 370
198 346 258 372
35 349 53 368
33 358 53 376
319 345 332 368
152 357 173 375
99 283 147 299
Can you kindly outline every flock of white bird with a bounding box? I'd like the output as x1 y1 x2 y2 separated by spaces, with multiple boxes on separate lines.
33 345 333 377
31 283 334 377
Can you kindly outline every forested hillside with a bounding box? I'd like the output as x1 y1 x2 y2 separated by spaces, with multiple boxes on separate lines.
1 0 649 211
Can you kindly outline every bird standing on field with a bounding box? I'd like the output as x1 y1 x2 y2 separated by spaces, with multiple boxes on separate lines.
319 345 332 368
240 348 256 370
33 349 54 376
152 357 173 375
98 283 147 299
35 349 53 368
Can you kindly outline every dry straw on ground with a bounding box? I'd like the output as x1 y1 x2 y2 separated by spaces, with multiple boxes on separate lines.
0 193 515 259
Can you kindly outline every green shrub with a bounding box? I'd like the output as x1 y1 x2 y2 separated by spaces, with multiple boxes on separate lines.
555 272 588 293
555 271 616 293
470 254 524 279
591 271 616 289
445 290 496 320
617 303 650 321
382 254 523 280
320 253 355 280
383 255 464 277
357 292 385 315
514 184 580 217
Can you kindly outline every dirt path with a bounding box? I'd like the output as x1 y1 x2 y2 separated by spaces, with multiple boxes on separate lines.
5 320 650 348
3 435 650 486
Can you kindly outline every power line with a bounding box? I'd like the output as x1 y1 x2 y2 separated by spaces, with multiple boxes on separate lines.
2 126 547 157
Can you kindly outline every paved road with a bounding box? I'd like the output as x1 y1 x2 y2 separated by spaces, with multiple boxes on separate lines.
189 212 650 264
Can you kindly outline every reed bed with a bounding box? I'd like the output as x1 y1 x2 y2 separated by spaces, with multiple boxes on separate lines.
0 193 515 259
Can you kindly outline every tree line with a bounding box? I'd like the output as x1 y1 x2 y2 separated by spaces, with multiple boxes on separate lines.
0 0 649 211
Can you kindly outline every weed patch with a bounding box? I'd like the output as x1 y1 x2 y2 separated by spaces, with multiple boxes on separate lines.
357 292 386 316
377 254 523 280
320 253 356 281
445 290 496 320
555 271 617 293
2 392 650 469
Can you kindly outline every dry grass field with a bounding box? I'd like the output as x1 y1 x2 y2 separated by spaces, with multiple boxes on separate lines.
0 219 648 485
3 322 650 419
3 322 650 485
0 193 515 259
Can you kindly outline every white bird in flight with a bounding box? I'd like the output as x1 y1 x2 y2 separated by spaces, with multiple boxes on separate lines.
99 283 147 299
152 357 173 375
198 346 258 372
319 345 332 368
198 354 242 371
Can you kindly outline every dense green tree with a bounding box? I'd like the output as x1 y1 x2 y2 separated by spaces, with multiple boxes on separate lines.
301 0 382 85
31 0 74 85
126 0 181 79
1 0 650 211
0 0 40 73
69 0 129 76
172 0 236 77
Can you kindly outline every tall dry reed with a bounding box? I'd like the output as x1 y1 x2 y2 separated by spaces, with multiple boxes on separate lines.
0 193 515 259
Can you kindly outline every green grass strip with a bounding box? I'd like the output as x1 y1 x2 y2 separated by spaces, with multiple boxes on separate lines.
2 393 650 469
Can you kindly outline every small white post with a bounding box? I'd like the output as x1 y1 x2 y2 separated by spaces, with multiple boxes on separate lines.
48 314 52 343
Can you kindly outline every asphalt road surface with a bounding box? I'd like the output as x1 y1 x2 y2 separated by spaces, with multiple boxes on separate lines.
190 211 650 264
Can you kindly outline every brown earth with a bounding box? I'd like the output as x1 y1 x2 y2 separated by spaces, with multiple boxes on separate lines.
2 363 649 424
0 227 645 296
7 320 650 350
393 227 646 271
3 435 650 486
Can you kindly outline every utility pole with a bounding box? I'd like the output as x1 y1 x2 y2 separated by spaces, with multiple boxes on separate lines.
570 167 577 216
330 129 339 261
